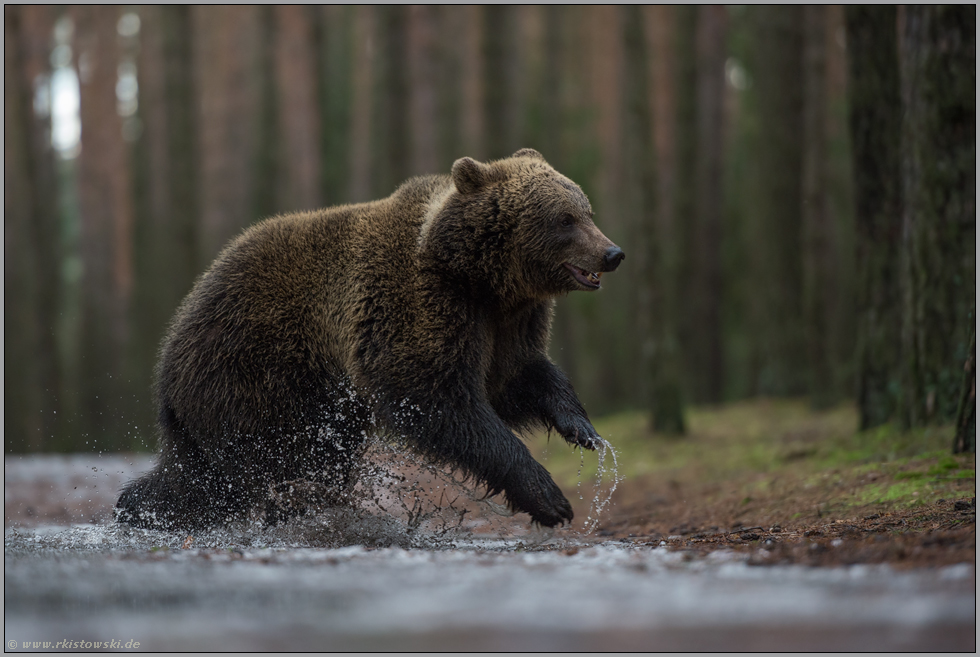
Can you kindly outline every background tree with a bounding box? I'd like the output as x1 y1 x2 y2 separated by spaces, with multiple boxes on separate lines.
4 6 63 451
315 6 354 206
273 5 322 212
898 5 976 429
802 4 834 409
622 5 685 433
74 5 136 448
130 5 200 437
845 5 903 430
749 6 806 397
690 5 727 405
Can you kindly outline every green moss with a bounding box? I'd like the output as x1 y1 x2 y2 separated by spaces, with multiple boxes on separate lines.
926 456 962 475
528 399 971 511
894 471 924 480
816 423 954 468
850 478 948 507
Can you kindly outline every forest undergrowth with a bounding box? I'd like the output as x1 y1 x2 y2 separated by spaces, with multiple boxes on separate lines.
531 398 976 567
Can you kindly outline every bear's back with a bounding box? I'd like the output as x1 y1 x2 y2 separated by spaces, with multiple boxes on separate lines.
157 175 454 420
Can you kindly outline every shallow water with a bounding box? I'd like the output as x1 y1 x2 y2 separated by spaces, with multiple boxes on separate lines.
4 455 976 651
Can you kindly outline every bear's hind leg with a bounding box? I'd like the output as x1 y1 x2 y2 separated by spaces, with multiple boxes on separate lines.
262 423 369 526
116 441 259 530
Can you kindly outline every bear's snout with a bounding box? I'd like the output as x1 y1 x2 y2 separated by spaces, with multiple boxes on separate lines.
603 246 625 272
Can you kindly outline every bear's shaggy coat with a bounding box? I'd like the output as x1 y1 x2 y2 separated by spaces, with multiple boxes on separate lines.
117 149 624 529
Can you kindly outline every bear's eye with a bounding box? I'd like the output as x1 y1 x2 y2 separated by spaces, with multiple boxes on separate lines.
559 215 574 229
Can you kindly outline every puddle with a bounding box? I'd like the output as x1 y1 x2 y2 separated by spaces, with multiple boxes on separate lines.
4 455 976 651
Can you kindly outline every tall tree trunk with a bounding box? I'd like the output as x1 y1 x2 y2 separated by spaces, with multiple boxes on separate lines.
823 4 857 408
899 5 976 427
623 5 685 434
952 313 975 453
845 5 903 430
316 6 354 205
74 5 135 449
348 5 375 203
692 5 727 404
374 6 410 196
454 6 485 160
131 5 201 439
645 6 687 414
252 6 278 223
192 6 262 265
673 7 697 400
407 5 439 176
482 6 524 159
4 6 62 451
802 5 835 409
751 6 806 396
274 5 322 212
647 6 677 278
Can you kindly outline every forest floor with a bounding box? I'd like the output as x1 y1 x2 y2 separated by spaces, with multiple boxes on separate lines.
4 399 975 570
531 399 976 569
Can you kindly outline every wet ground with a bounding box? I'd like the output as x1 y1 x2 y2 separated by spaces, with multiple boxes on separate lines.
4 454 977 651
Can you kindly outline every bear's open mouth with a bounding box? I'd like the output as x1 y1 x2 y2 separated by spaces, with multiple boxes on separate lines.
562 263 602 289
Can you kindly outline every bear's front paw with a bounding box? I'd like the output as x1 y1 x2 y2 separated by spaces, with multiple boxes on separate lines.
555 415 604 451
506 464 574 528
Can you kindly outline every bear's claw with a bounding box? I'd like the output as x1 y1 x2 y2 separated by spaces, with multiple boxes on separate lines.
506 461 574 528
555 416 603 451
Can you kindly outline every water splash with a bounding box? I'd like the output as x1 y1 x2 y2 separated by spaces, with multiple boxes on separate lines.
6 427 621 553
581 438 622 535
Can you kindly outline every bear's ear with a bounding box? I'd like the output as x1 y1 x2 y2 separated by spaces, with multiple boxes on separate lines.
512 148 545 161
452 157 492 195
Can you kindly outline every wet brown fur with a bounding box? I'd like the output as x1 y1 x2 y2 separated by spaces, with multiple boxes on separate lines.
116 149 623 530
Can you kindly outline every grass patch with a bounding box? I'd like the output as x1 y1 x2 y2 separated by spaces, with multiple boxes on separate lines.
527 398 974 518
849 480 946 508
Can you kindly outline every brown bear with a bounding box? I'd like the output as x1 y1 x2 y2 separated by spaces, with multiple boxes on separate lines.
116 148 624 530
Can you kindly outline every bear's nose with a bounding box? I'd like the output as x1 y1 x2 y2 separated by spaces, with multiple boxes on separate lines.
603 246 625 271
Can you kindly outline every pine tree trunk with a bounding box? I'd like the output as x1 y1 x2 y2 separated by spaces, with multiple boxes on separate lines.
802 5 835 409
193 6 263 264
692 5 727 404
131 5 201 439
899 5 977 426
673 6 697 402
274 5 322 212
623 5 685 434
482 7 524 159
348 6 375 203
407 5 439 176
74 5 135 449
953 314 975 453
315 6 354 205
252 6 278 222
374 6 410 196
845 6 903 430
455 7 484 160
4 6 62 451
751 6 806 396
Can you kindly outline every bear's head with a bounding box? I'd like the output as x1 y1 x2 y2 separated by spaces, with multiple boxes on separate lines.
424 148 624 302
